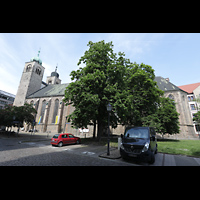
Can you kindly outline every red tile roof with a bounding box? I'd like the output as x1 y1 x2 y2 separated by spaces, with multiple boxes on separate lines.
178 82 200 94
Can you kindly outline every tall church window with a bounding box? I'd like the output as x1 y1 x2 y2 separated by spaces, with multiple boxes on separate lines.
168 94 174 100
34 100 39 113
40 100 46 123
168 94 175 106
52 99 59 124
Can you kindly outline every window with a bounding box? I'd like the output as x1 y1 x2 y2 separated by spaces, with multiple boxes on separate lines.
26 64 31 72
40 100 46 123
52 99 59 124
62 134 68 138
195 125 200 132
190 104 196 110
188 96 194 101
168 94 174 100
124 127 149 139
150 128 156 136
68 134 74 138
53 134 59 138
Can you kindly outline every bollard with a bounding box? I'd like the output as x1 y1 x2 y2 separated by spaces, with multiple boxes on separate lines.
118 137 122 150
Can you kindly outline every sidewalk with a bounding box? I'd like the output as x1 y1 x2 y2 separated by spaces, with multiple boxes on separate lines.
99 148 121 159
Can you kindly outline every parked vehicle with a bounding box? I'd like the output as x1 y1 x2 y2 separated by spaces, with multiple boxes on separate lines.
51 133 81 147
120 127 157 164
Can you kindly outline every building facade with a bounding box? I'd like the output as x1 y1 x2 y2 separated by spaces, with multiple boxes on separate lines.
13 53 197 138
0 90 15 109
179 82 200 135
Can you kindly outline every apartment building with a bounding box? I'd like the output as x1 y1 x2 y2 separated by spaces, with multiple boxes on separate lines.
179 82 200 134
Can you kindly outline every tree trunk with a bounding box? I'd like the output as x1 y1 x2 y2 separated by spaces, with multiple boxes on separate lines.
97 119 103 142
93 120 96 139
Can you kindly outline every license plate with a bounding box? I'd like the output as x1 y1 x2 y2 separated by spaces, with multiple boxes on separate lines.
128 154 137 158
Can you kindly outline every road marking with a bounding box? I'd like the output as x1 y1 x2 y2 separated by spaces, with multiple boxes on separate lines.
24 142 36 145
63 148 73 151
82 151 95 155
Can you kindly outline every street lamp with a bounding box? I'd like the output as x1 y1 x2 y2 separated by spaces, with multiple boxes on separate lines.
106 103 112 155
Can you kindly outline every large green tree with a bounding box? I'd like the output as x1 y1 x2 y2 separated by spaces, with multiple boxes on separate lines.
64 40 164 140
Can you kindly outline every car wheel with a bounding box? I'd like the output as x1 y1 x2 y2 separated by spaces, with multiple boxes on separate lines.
76 139 80 144
58 142 63 147
148 152 155 164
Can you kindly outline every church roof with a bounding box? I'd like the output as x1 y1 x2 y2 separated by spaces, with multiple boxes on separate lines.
27 83 69 99
178 82 200 94
154 76 187 93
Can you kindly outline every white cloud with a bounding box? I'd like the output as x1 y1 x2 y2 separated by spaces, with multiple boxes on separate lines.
106 33 165 60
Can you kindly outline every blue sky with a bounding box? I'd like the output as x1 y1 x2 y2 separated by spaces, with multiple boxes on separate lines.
0 33 200 95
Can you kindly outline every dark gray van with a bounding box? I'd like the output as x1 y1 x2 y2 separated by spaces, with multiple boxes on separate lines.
120 127 157 164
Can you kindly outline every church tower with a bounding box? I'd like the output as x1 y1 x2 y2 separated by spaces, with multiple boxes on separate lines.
46 65 61 85
13 50 45 106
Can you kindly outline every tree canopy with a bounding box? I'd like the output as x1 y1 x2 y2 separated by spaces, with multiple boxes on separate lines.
63 40 179 140
143 97 180 135
0 103 37 130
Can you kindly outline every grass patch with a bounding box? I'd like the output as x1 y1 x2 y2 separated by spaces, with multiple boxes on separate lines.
81 137 200 157
157 140 200 157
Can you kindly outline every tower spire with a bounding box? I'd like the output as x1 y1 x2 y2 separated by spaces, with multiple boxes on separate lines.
37 48 41 57
30 48 42 65
55 63 58 72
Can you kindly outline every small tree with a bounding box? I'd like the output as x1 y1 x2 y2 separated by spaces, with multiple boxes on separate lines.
0 103 37 132
143 97 180 136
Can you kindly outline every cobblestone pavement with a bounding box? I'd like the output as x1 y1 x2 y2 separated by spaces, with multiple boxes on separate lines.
1 134 200 166
0 137 137 166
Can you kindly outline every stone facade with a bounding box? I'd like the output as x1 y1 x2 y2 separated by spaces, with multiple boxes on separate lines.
13 56 197 138
13 61 45 106
164 90 196 139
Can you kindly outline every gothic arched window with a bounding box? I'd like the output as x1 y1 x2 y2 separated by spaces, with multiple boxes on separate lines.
168 94 175 105
40 100 46 123
168 94 174 100
52 99 59 124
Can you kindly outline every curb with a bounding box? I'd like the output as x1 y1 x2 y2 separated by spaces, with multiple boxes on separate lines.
99 148 121 159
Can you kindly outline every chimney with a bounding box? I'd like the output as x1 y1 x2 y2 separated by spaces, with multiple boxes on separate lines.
165 78 170 82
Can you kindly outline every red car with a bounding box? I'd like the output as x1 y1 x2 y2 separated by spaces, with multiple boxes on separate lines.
51 133 81 147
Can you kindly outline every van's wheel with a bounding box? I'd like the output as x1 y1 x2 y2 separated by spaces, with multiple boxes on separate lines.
58 142 63 147
148 152 155 164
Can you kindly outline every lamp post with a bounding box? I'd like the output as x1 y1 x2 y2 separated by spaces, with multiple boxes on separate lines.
106 103 112 156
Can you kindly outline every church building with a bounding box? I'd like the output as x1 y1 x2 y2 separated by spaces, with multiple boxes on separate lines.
13 52 197 138
13 51 75 134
